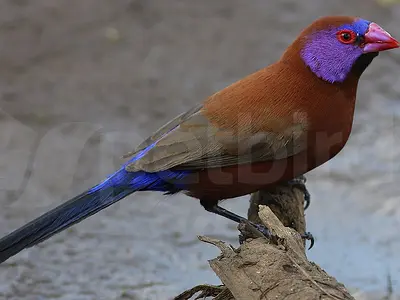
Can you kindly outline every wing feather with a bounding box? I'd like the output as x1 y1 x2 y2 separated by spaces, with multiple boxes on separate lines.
124 105 307 173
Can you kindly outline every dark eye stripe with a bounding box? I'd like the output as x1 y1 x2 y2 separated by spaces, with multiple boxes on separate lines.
356 34 365 45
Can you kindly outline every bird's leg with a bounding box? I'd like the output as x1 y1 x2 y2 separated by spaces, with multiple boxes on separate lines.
286 175 311 210
200 199 272 238
200 198 315 249
286 175 314 248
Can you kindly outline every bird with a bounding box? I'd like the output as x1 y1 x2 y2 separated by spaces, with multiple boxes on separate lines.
0 16 398 264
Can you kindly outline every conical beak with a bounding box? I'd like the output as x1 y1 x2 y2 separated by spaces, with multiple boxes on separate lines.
363 23 399 53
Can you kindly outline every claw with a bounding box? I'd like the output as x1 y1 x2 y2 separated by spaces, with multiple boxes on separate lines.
287 175 311 210
250 222 272 238
239 219 273 243
201 203 273 242
301 231 314 250
301 189 311 210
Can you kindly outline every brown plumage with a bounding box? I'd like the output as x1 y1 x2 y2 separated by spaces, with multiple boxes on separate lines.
0 16 398 264
126 16 381 202
184 52 359 200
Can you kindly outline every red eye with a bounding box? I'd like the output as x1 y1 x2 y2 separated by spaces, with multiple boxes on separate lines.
337 30 356 44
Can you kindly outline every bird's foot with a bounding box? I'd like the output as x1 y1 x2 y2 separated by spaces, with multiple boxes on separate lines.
301 231 314 249
200 201 314 250
248 222 271 237
287 175 311 210
238 221 272 244
200 201 272 240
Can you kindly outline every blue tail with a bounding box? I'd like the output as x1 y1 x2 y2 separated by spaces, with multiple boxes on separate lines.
0 168 188 264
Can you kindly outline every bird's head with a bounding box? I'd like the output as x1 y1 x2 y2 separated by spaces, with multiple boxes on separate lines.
292 16 399 83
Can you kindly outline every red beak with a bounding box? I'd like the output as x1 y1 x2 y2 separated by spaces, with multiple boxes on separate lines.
363 23 399 53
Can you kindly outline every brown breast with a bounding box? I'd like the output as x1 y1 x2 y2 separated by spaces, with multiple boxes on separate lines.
186 55 359 201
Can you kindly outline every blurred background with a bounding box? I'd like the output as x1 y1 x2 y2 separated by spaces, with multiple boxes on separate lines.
0 0 400 299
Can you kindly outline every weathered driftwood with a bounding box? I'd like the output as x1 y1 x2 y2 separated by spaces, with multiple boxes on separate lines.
174 182 354 300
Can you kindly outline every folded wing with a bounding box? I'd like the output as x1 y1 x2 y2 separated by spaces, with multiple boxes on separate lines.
124 104 308 173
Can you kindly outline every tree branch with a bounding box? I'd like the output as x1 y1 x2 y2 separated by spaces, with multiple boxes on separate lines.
174 182 354 300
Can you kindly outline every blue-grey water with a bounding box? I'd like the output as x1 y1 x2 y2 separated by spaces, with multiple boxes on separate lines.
0 1 400 299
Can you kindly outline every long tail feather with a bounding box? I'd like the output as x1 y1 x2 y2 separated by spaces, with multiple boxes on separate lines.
0 168 146 264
